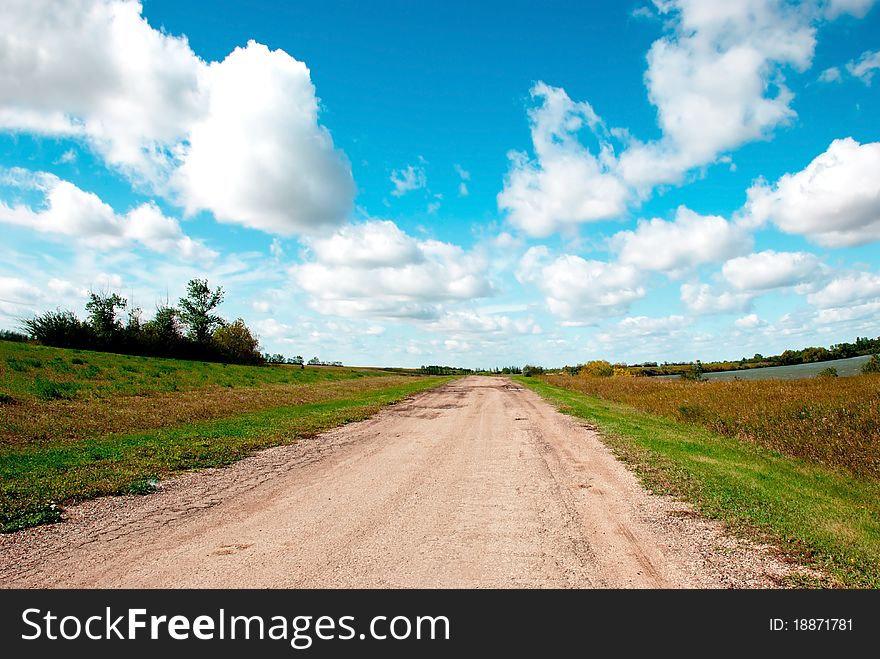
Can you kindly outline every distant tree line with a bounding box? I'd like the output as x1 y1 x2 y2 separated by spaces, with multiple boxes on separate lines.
627 336 880 377
552 336 880 379
21 278 265 365
419 365 475 375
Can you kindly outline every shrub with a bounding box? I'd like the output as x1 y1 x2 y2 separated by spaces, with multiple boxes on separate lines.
679 362 705 381
22 309 94 348
522 364 545 377
579 360 614 377
213 318 263 365
863 354 880 375
817 367 838 378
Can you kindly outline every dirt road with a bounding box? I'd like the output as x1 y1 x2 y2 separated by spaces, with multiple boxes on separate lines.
1 377 796 588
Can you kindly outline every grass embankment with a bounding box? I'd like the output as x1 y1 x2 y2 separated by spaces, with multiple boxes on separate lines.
519 377 880 588
0 341 448 532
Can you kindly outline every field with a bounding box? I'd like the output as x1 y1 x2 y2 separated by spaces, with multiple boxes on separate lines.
0 340 448 532
539 372 880 479
522 376 880 587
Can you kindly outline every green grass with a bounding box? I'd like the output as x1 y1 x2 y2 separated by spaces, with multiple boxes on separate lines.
0 340 387 402
1 377 447 533
518 377 880 588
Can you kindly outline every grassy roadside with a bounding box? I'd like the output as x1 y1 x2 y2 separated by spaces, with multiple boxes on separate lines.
0 340 399 403
1 377 448 533
518 377 880 588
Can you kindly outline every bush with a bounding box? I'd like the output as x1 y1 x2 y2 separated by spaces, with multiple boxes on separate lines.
522 364 545 377
817 367 838 379
680 362 704 382
22 309 94 348
862 354 880 375
213 319 263 365
579 360 614 377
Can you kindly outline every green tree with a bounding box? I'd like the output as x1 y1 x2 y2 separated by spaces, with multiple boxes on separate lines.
142 305 183 347
85 291 127 344
179 279 224 344
862 354 880 374
212 318 262 364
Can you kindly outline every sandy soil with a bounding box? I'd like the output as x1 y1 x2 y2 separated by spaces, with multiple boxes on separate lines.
0 376 799 588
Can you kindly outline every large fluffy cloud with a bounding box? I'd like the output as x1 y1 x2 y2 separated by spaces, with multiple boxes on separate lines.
172 42 354 234
742 138 880 246
0 0 202 179
612 206 750 273
517 247 644 321
291 220 494 320
497 83 628 237
498 1 869 235
0 170 215 260
0 0 354 234
619 0 816 188
721 250 825 291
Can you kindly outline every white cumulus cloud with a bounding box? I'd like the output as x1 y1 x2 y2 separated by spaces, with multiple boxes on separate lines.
517 246 644 321
612 206 750 273
619 0 816 189
425 311 541 337
734 313 764 329
806 271 880 308
0 0 354 235
0 170 215 260
292 220 494 320
497 83 628 237
722 250 825 291
497 1 856 236
742 138 880 246
680 282 752 314
172 41 354 235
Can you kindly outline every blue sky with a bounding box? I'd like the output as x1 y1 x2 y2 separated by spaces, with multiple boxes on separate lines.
1 0 879 368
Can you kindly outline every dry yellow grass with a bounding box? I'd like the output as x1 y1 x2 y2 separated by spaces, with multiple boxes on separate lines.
1 376 423 448
540 374 880 479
